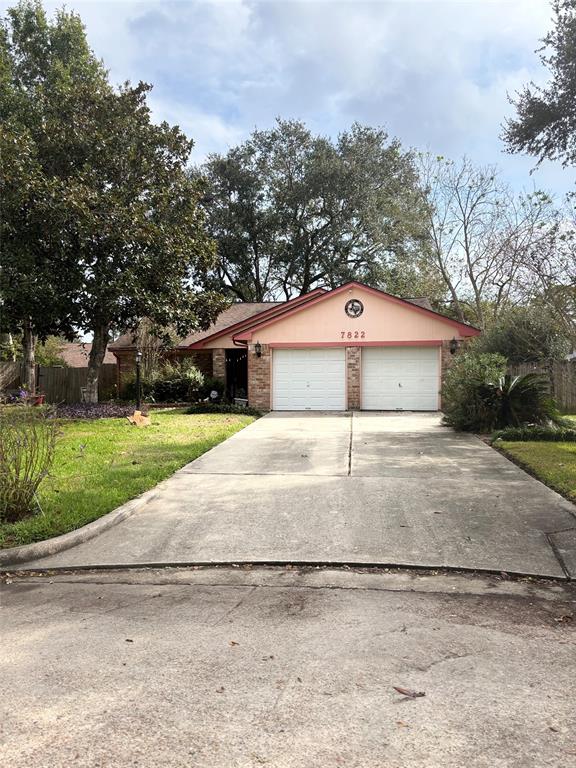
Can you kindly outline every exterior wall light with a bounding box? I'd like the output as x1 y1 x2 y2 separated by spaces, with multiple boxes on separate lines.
254 342 262 358
449 337 460 355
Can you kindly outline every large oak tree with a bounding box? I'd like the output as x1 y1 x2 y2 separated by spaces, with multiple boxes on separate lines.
197 119 442 302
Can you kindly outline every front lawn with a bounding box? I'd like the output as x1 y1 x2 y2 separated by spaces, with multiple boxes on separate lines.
0 409 255 549
498 439 576 503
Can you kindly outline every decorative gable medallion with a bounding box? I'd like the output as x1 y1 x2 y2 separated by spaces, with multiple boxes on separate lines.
345 299 364 318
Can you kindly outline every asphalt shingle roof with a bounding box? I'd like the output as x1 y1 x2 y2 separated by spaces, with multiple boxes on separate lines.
109 303 281 351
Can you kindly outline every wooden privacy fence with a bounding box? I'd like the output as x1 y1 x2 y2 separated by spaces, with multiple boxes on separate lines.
0 362 117 403
0 361 21 390
508 361 576 413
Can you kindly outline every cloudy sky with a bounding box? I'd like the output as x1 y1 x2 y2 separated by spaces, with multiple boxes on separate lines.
3 0 575 196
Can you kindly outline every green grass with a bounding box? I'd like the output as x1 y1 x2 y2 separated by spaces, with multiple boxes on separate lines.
0 409 255 549
499 437 576 503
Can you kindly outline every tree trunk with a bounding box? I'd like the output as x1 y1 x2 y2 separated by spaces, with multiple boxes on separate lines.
22 319 37 393
86 325 110 404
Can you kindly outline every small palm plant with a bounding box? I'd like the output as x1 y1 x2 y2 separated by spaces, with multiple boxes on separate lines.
477 373 560 431
496 374 558 427
0 407 60 523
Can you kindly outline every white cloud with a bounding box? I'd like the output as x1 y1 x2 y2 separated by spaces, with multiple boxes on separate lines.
1 0 574 194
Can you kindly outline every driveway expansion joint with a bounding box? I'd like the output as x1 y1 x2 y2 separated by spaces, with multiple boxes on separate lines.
545 532 574 580
4 559 570 581
347 411 353 476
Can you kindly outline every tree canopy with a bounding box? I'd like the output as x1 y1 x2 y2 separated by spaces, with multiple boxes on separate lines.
475 303 572 363
417 154 561 329
0 1 222 399
503 0 576 168
197 119 442 302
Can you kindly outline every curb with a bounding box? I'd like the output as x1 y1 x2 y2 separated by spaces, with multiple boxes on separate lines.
0 491 158 568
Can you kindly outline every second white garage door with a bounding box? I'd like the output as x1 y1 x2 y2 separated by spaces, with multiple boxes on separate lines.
361 346 439 411
273 348 346 410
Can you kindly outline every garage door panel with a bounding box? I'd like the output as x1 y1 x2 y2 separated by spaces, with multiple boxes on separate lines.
273 348 346 411
362 347 439 411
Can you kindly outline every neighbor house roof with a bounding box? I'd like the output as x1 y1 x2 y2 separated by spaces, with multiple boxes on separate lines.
109 303 282 352
404 297 434 311
59 342 116 367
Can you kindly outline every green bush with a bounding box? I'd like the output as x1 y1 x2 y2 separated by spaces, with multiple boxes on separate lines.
0 407 60 522
152 361 204 402
481 373 560 429
442 351 507 431
122 374 156 401
493 425 576 442
475 305 571 363
186 403 263 417
123 361 204 403
198 376 225 402
443 353 562 432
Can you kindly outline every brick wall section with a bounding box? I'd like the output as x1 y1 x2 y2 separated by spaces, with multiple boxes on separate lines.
346 346 361 410
193 351 213 377
114 351 135 391
212 348 226 384
174 350 213 377
248 343 271 410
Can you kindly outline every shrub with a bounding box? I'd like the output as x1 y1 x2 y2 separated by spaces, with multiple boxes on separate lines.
123 360 205 403
0 407 60 522
442 351 507 431
198 376 225 402
152 361 204 402
482 373 560 429
475 305 571 363
186 403 263 417
122 373 156 402
444 358 562 432
493 425 576 442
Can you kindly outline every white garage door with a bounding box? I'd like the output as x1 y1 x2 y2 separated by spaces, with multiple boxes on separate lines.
361 347 439 411
273 348 346 410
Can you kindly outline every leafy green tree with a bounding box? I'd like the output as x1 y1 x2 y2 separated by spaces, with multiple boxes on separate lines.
0 1 110 390
475 304 571 362
66 81 224 402
0 1 222 401
198 119 441 301
503 0 576 168
35 336 67 366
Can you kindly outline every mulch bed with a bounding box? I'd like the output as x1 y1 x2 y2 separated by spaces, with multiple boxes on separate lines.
53 403 139 419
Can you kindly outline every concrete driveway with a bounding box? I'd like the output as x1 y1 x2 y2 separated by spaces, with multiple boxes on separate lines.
21 412 576 577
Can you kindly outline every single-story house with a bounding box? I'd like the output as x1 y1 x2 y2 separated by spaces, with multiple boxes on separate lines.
110 281 480 411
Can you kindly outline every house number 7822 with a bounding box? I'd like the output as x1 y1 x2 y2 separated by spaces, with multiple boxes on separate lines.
341 330 365 339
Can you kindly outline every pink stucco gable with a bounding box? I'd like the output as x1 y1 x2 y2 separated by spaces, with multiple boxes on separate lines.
234 282 479 346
